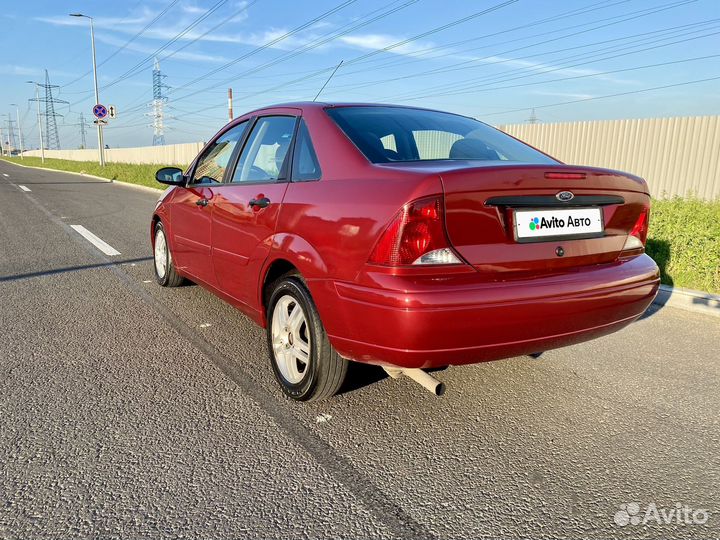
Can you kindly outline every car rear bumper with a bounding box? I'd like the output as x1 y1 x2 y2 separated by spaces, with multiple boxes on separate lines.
311 254 660 369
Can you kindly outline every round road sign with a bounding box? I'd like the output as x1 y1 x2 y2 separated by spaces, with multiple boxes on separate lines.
93 104 108 119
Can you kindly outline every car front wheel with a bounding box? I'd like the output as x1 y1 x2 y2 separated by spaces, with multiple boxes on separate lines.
266 276 348 401
153 221 184 287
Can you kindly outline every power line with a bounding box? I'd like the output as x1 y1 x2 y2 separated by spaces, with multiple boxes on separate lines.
328 0 701 94
165 0 361 99
166 50 720 121
61 0 181 89
105 0 265 118
92 0 261 98
184 0 419 96
180 0 669 104
101 0 231 91
479 75 720 118
158 0 262 64
98 0 182 69
346 0 648 76
121 0 396 118
112 0 419 119
167 0 519 107
285 0 700 101
409 54 720 102
387 28 720 101
65 0 232 112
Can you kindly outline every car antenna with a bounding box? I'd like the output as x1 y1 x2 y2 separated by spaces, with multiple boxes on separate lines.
313 60 343 102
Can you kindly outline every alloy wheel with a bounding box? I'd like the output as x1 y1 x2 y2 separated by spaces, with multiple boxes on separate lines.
154 229 168 279
271 294 311 384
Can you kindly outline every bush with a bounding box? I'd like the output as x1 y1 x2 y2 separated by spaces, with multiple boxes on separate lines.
646 197 720 294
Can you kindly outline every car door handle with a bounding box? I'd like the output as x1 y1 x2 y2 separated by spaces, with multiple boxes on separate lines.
196 198 209 207
249 197 271 209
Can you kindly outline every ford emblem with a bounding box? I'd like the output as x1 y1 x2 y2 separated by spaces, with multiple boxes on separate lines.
556 191 575 202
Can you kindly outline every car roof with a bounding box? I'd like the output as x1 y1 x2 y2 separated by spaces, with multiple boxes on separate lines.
244 101 456 116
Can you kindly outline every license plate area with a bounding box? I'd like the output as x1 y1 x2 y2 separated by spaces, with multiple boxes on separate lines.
514 207 604 243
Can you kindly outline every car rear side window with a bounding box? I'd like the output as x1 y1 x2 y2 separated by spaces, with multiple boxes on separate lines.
291 120 322 182
191 121 248 184
326 106 557 164
230 116 297 183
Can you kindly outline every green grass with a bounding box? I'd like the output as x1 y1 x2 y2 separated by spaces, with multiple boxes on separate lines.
3 156 718 293
1 156 184 190
646 197 720 294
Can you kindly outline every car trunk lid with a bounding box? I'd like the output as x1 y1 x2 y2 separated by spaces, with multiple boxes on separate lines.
440 164 650 276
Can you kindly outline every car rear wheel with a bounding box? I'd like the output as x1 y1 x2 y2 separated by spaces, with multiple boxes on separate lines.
153 221 184 287
266 276 348 401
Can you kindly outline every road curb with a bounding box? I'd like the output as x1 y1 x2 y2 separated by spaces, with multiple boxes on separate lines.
653 284 720 318
109 180 164 195
0 159 164 194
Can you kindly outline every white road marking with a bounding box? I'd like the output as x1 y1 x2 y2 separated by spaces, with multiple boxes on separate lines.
70 225 121 256
142 280 152 283
199 323 212 328
18 185 31 192
2 173 9 177
315 413 332 424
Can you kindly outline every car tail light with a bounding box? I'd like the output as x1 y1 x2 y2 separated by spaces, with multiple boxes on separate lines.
622 207 650 252
369 196 462 266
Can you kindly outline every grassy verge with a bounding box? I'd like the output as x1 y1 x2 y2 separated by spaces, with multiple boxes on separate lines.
1 156 184 190
646 197 720 294
3 156 718 293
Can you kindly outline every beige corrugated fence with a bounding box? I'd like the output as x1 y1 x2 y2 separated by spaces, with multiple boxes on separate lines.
22 142 205 166
497 116 720 200
20 116 719 199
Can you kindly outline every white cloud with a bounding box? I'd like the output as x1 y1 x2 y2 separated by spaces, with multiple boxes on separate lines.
0 64 38 76
181 4 207 15
338 34 434 57
93 33 230 64
530 90 596 100
35 14 151 28
0 64 77 78
35 1 258 48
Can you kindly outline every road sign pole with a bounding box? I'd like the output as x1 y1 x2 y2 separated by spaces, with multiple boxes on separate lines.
89 18 105 166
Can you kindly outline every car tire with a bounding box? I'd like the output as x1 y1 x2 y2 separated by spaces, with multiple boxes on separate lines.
266 276 348 401
153 221 184 287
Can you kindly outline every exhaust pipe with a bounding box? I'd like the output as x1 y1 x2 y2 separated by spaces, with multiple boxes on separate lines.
383 367 446 396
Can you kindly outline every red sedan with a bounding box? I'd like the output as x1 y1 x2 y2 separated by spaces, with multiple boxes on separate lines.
151 103 660 401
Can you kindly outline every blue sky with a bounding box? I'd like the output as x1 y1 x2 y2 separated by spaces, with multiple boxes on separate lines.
2 0 719 149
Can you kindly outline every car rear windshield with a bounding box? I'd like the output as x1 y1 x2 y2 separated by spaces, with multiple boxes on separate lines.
326 106 557 164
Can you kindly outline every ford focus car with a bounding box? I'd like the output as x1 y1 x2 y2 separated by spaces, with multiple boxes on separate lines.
151 102 660 401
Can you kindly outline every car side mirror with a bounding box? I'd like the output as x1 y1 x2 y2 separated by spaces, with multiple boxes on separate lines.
155 167 186 186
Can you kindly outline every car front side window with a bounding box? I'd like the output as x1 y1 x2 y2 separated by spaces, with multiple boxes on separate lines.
191 121 248 185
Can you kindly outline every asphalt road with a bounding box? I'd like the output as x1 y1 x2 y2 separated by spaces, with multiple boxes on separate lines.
1 160 718 540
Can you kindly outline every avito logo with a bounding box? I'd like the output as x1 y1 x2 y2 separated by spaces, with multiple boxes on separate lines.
529 215 592 231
